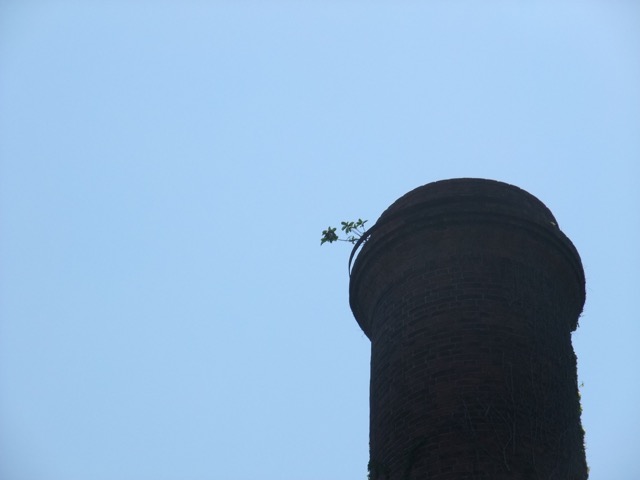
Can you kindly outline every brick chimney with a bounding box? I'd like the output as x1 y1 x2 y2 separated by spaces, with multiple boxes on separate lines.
349 178 587 479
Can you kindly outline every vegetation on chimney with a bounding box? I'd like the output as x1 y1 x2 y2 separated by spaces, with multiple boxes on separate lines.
320 219 368 245
367 459 389 480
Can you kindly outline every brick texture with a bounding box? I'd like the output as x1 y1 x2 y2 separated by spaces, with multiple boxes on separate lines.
349 179 587 480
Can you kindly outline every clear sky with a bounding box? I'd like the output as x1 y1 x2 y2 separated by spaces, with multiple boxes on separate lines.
1 2 638 479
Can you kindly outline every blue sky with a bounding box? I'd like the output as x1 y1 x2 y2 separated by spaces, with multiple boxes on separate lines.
1 2 638 479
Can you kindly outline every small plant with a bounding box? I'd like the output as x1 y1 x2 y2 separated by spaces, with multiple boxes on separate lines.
367 459 390 480
321 219 368 245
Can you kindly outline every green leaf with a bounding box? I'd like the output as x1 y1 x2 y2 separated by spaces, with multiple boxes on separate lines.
320 219 367 247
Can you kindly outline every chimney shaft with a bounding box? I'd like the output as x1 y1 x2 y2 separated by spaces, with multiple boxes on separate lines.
350 179 587 479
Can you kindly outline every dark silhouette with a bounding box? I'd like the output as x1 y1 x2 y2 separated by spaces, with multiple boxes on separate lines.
350 178 587 479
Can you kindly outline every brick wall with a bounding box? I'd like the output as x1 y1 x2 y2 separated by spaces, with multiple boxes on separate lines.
349 179 587 480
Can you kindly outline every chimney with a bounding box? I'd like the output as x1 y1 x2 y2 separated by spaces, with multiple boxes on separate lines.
349 178 587 479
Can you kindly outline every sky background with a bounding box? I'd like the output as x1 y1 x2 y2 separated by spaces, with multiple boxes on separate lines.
1 2 639 479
